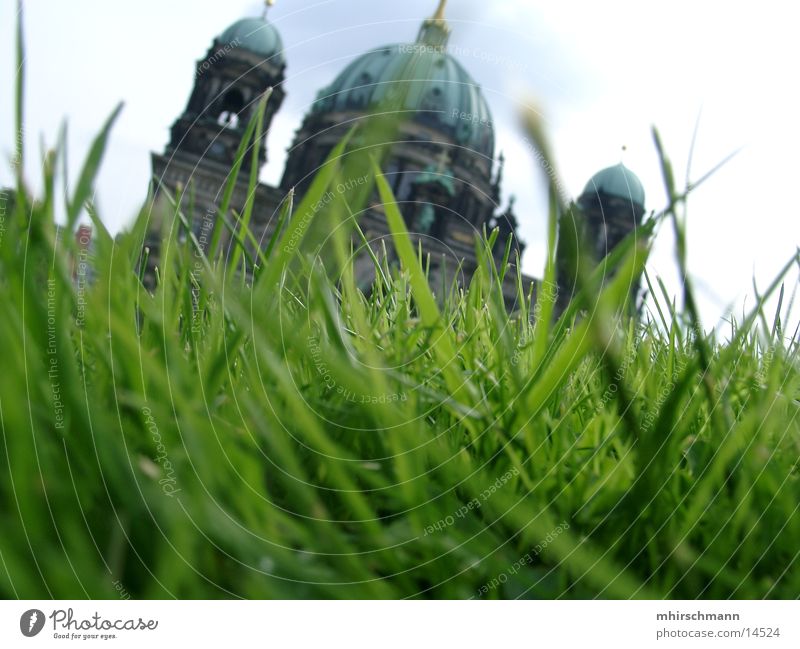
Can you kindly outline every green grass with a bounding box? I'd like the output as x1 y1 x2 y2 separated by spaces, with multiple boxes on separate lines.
1 11 799 599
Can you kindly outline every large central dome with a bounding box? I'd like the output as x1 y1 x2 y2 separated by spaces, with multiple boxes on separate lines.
310 10 494 159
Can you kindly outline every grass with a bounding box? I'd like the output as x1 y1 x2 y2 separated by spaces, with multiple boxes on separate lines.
1 9 799 599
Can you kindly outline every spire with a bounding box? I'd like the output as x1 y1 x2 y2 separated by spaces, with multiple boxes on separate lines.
501 195 518 229
432 0 447 21
417 0 451 49
494 150 505 187
262 0 275 19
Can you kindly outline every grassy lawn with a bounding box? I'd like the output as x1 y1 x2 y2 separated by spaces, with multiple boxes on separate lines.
1 13 798 600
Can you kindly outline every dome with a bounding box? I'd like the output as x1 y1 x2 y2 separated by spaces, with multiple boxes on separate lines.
582 163 645 207
311 43 495 159
218 17 285 65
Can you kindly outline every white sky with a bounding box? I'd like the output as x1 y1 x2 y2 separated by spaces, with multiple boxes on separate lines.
1 0 798 336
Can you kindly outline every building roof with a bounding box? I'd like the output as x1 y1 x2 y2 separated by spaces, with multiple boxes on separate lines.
310 2 494 159
581 163 645 207
218 16 285 65
311 43 494 159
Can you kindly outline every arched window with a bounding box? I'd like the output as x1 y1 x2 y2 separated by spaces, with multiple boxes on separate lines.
216 88 245 127
348 73 372 109
419 86 444 125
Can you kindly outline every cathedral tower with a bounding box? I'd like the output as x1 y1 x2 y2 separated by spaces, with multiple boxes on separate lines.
556 163 647 312
166 4 286 169
150 2 288 260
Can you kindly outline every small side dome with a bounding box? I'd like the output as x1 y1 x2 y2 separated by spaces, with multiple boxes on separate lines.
582 163 645 208
219 17 285 65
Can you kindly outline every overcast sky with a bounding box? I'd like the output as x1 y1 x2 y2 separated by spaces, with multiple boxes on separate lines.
1 0 798 334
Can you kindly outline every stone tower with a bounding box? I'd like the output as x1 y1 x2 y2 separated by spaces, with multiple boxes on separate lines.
149 4 288 262
166 9 286 169
556 163 646 311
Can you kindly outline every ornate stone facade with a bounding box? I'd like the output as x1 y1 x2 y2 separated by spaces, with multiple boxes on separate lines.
148 2 646 315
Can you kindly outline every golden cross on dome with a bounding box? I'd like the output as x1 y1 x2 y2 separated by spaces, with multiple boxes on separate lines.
262 0 275 18
435 148 452 173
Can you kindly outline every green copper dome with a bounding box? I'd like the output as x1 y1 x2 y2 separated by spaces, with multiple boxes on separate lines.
312 43 495 158
582 163 645 207
219 17 285 65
